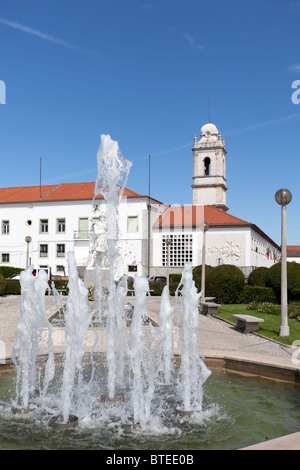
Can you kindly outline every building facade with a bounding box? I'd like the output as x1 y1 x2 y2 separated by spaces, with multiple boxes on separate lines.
151 204 281 278
0 182 167 279
287 246 300 263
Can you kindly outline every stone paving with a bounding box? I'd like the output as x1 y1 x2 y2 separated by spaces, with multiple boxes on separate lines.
0 294 296 363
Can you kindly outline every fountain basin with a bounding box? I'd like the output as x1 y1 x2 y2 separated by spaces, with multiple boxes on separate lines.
1 364 299 450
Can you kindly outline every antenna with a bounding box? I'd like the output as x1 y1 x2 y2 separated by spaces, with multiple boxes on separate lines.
40 158 42 200
148 154 151 278
208 97 211 123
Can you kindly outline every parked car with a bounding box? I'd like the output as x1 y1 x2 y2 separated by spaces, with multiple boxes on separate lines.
6 274 20 280
149 276 167 283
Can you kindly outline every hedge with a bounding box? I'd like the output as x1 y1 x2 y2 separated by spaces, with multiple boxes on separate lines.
266 262 300 302
248 267 269 287
205 264 245 304
127 281 181 296
2 279 69 296
0 274 7 296
237 285 277 304
192 265 214 293
5 279 21 295
0 266 23 279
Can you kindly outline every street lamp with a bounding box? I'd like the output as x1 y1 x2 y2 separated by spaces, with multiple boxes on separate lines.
201 223 209 303
25 236 32 269
275 188 292 337
165 238 173 289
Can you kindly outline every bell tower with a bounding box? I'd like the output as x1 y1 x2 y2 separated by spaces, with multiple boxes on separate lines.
192 122 228 212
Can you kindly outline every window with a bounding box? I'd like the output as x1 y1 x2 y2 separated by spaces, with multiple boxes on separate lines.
2 220 9 234
40 244 48 257
57 244 65 257
128 265 138 272
79 218 89 238
57 218 66 233
204 157 211 176
56 265 65 274
1 253 9 263
40 219 49 233
127 216 138 232
162 234 193 267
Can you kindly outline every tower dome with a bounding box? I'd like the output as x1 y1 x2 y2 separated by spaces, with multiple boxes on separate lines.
200 123 218 136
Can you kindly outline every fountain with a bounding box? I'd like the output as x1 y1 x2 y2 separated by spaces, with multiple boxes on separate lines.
1 134 300 450
8 134 211 431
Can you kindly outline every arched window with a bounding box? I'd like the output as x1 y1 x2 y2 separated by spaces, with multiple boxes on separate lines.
204 157 211 176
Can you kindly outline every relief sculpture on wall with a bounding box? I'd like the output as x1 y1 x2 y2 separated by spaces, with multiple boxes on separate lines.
207 240 241 263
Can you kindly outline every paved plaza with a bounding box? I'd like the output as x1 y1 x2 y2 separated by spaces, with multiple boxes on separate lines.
0 294 296 364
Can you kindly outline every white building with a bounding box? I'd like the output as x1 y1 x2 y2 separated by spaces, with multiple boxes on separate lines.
152 204 281 278
151 122 281 278
287 246 300 263
0 182 167 279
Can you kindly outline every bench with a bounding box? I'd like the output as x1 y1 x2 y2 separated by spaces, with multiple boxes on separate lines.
200 301 221 315
232 314 264 333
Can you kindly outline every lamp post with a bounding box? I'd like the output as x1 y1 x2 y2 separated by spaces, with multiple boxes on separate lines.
25 236 32 269
165 238 173 289
275 188 292 337
201 223 209 303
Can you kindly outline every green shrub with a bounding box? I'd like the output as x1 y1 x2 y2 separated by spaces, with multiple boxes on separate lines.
237 285 277 304
49 280 69 295
0 266 23 279
5 279 21 295
266 262 300 302
248 267 269 287
0 274 7 295
205 264 245 304
169 273 182 283
192 264 214 293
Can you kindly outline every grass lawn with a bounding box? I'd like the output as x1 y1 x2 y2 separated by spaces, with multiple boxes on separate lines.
217 304 300 346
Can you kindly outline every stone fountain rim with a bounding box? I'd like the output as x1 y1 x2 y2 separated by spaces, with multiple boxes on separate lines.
1 350 299 385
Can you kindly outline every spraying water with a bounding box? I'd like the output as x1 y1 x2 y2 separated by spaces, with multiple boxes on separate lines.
11 133 211 430
177 263 211 412
11 267 53 409
93 134 132 399
60 252 93 422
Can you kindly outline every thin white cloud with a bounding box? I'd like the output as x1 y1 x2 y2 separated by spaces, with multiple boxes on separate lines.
0 16 100 59
183 33 204 51
141 3 153 11
287 64 300 73
224 113 300 136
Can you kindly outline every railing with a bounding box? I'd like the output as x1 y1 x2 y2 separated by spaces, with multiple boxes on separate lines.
73 230 90 239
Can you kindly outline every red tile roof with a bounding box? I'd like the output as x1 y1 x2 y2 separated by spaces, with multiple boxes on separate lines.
0 182 142 203
154 204 249 228
287 246 300 257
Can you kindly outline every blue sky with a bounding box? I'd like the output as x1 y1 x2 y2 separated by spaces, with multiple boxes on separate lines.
0 0 300 246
